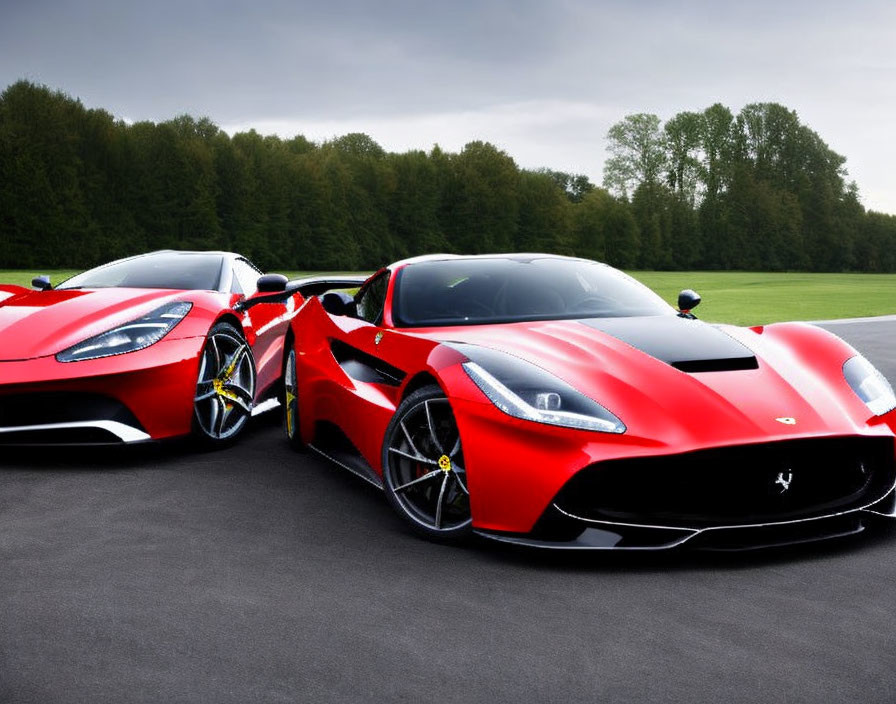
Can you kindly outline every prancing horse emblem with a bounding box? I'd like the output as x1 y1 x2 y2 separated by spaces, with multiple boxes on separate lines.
775 470 793 493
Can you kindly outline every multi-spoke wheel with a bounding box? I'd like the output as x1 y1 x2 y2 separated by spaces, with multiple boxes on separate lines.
382 385 472 541
193 322 256 445
283 341 305 451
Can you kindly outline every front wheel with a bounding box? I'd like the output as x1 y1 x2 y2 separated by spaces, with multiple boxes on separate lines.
382 385 472 541
193 322 256 446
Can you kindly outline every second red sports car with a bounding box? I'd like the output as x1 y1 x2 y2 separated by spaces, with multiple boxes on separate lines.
284 253 896 550
0 250 316 446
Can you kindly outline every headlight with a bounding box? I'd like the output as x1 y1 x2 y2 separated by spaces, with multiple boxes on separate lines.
843 355 896 416
457 344 625 434
56 301 193 362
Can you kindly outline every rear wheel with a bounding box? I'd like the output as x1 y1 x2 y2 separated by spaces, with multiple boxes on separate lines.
283 341 305 451
382 385 472 541
193 322 256 446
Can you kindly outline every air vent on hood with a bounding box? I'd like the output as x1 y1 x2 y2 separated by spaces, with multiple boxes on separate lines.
671 357 759 373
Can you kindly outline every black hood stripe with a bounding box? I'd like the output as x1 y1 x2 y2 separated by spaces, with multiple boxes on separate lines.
578 316 757 372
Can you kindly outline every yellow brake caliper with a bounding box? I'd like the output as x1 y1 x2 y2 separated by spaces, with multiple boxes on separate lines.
214 351 242 408
285 386 296 436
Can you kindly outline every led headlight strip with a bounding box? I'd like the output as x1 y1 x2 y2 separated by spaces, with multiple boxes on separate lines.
56 301 193 362
455 343 625 434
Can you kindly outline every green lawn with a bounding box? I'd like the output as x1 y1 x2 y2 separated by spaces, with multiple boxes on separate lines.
629 271 896 325
3 268 896 326
0 270 81 288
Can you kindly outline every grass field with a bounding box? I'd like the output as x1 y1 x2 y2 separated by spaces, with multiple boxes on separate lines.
3 268 896 326
627 271 896 325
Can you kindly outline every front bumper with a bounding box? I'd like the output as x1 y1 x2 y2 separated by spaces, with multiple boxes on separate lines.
476 492 896 551
0 336 205 444
472 437 896 551
442 370 896 549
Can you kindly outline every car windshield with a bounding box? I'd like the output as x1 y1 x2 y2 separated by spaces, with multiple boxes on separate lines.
58 253 225 291
393 257 674 327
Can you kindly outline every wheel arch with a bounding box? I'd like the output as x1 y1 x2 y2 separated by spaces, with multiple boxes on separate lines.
279 324 296 398
400 371 442 403
214 312 245 336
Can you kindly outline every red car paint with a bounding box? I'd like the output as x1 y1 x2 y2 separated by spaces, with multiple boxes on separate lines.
0 253 302 443
290 254 896 547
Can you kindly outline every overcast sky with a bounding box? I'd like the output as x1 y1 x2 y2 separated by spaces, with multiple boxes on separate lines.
2 0 895 213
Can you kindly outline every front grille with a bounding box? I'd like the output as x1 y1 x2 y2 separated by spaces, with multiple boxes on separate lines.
0 393 145 444
0 392 142 428
555 436 896 527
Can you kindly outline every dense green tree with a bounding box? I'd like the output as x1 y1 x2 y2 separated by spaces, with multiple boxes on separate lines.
515 170 573 253
572 188 639 268
442 141 519 254
697 104 736 267
386 150 446 256
603 113 667 198
1 80 895 274
538 169 595 203
664 111 702 204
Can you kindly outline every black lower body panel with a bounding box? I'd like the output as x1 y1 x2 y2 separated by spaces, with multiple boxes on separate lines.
476 436 896 551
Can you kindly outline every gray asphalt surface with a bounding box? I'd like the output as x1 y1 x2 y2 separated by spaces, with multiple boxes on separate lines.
1 319 895 704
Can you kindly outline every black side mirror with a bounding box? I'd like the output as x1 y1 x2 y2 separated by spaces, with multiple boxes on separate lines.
31 275 52 290
677 289 701 318
321 291 356 317
256 274 288 293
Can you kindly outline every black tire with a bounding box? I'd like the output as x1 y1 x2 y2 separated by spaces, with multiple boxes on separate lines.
382 385 472 541
192 322 256 447
283 340 306 451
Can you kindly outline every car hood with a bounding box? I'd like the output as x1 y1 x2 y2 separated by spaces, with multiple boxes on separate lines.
0 287 192 360
417 315 877 446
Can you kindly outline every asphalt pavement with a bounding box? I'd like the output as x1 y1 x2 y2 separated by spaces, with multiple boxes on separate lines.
1 319 895 703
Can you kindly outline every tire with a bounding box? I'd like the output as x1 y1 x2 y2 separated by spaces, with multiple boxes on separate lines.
382 385 472 541
192 322 256 447
283 340 306 451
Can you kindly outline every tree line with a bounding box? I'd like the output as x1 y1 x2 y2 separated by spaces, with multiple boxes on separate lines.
1 80 895 273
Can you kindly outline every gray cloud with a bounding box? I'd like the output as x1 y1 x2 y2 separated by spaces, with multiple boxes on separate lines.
2 0 895 211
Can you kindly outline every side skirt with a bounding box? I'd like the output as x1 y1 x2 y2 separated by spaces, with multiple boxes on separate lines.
308 423 384 490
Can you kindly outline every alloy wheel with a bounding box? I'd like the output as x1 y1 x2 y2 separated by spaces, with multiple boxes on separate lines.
193 326 256 441
384 390 471 537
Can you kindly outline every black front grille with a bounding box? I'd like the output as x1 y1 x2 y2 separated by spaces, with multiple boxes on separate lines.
555 436 896 527
0 392 145 444
0 392 141 427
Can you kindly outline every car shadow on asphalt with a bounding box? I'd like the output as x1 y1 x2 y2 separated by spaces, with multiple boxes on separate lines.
0 439 192 470
0 413 281 470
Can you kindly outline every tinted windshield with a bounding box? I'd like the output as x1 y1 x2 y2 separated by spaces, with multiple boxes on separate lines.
58 253 225 291
393 258 673 327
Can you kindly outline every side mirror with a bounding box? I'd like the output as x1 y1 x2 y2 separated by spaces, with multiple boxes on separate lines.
32 275 52 291
677 289 701 318
321 291 356 317
256 274 288 293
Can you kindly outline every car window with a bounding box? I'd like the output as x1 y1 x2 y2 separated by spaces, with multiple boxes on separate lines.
232 258 263 296
356 273 389 324
58 253 225 291
393 257 674 327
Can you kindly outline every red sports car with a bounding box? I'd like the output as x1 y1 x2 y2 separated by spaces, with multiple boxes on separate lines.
285 253 896 550
0 250 314 446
